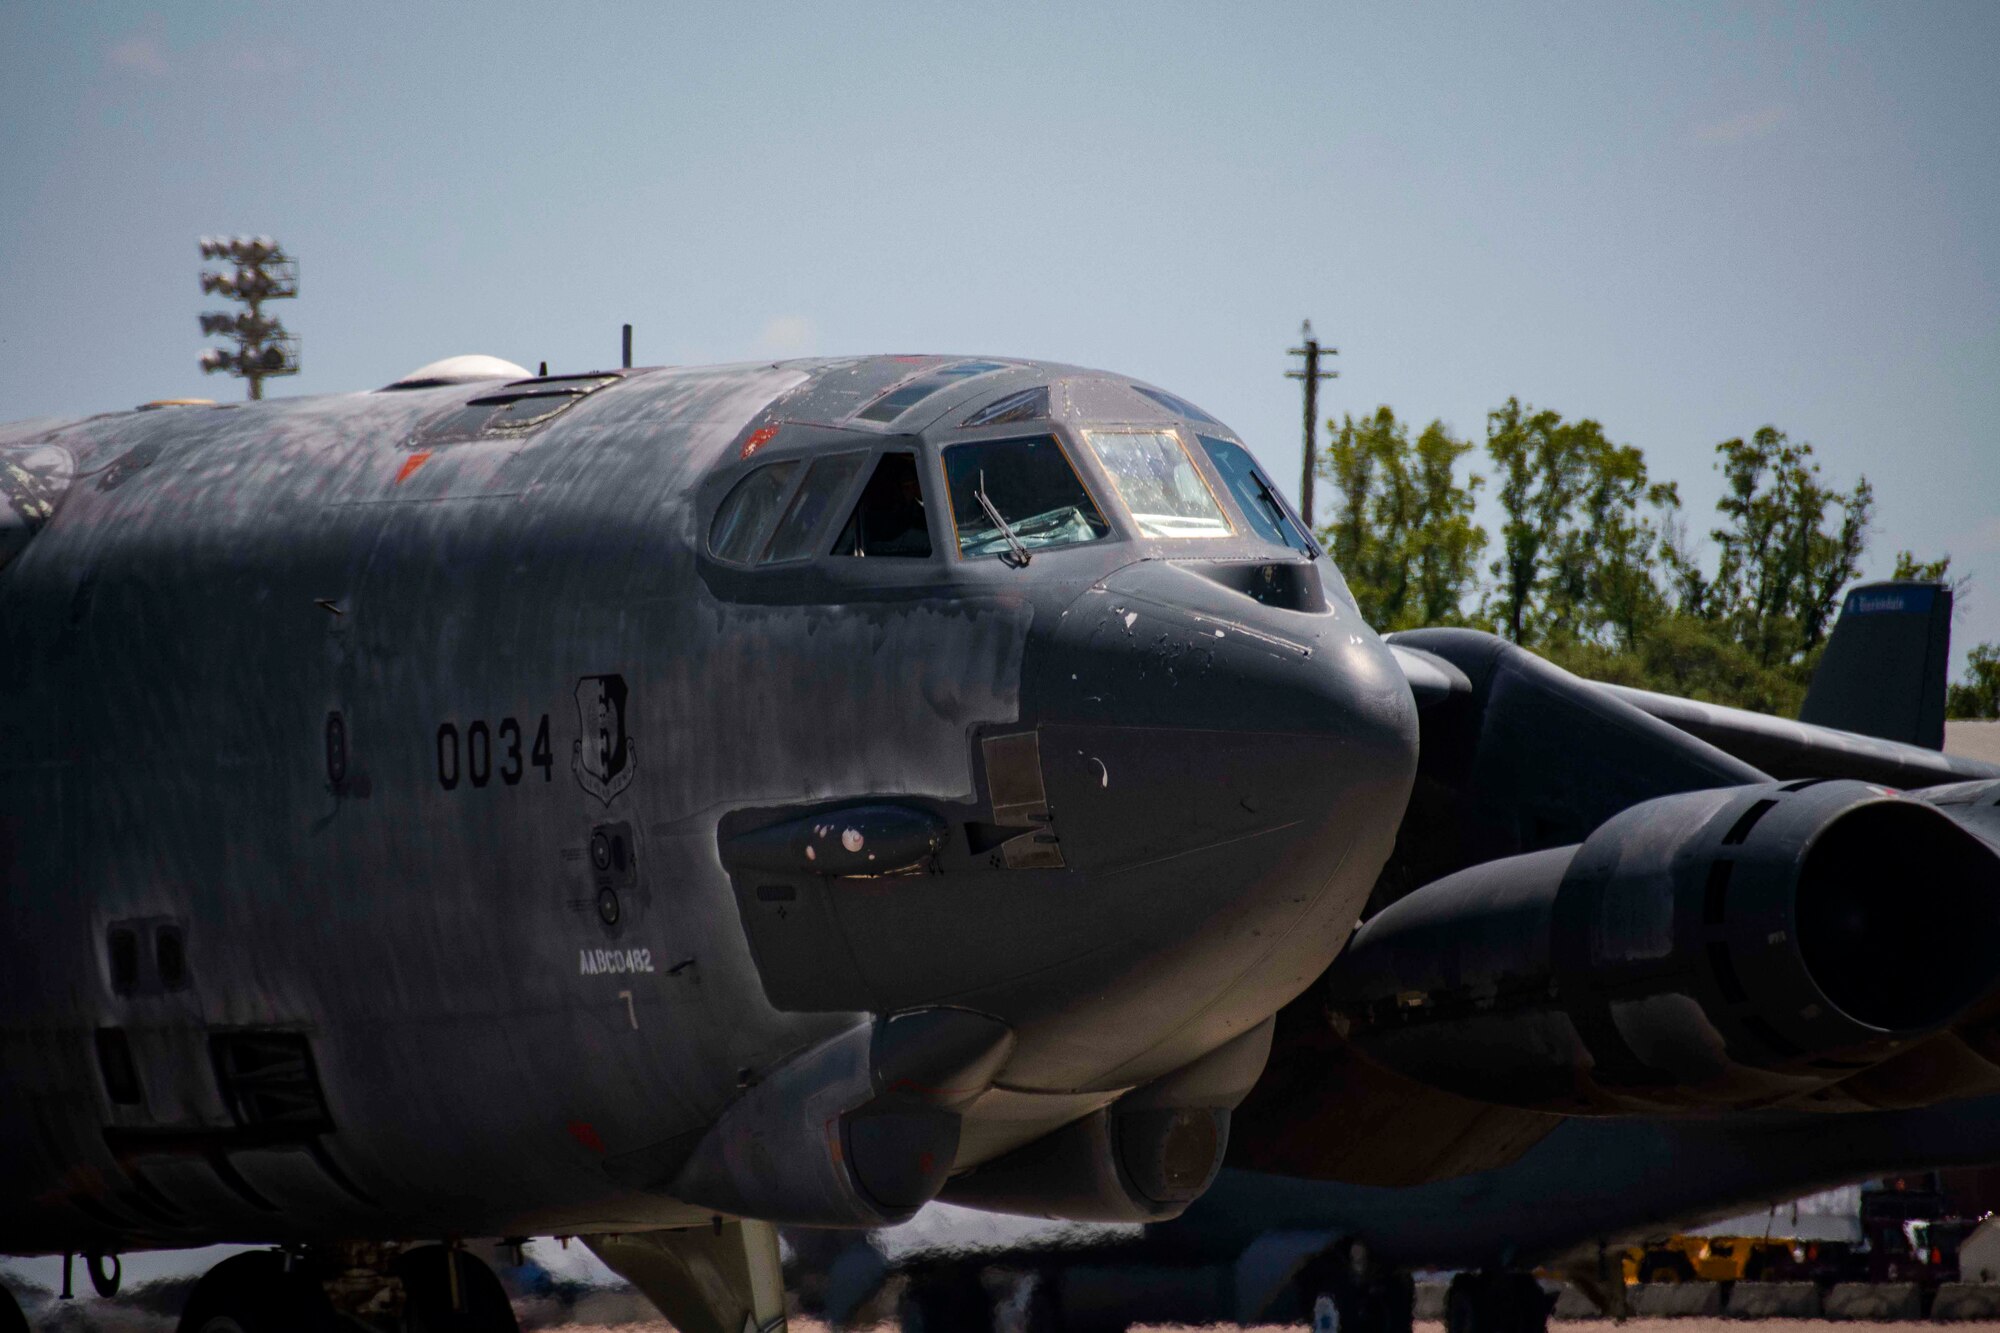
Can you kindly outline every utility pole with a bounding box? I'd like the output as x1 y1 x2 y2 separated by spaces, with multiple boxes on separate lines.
198 235 299 401
1285 319 1338 529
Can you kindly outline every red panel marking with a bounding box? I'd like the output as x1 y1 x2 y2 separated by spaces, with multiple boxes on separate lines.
395 450 433 485
740 425 779 460
917 1150 936 1175
566 1120 606 1153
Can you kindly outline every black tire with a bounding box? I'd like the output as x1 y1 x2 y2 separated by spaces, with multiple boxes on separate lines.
897 1271 995 1333
394 1247 519 1333
1444 1272 1549 1333
2 1284 30 1333
176 1252 335 1333
1444 1274 1480 1333
1371 1270 1416 1333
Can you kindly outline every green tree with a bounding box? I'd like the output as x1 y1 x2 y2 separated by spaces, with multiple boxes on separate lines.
1321 407 1486 631
1948 642 2000 720
1484 398 1679 650
1545 613 1807 717
1692 428 1872 667
1892 550 1952 584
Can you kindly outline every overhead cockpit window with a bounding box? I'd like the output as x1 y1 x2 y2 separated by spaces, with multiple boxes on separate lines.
1131 385 1221 426
1197 434 1317 556
709 461 800 562
857 360 1013 424
961 386 1049 429
942 436 1109 559
410 373 623 446
1081 429 1232 540
762 453 867 563
833 453 933 557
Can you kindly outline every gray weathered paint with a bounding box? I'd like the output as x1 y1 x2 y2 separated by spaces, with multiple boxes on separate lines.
0 355 1418 1250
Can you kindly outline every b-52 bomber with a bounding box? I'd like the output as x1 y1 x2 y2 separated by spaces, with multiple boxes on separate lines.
3 353 1999 1333
0 353 1417 1333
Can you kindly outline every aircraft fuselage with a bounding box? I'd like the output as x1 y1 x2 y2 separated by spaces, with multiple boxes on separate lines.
0 356 1418 1249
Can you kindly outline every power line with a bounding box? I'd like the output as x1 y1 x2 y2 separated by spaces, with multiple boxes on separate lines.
1285 319 1338 529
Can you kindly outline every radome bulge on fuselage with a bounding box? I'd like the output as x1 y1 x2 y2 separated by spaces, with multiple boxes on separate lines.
0 354 1417 1250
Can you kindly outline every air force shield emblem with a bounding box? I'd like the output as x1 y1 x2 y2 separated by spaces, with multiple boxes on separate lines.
572 674 637 805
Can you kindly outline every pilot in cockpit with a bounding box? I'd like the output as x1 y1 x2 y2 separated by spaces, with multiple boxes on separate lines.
846 455 932 557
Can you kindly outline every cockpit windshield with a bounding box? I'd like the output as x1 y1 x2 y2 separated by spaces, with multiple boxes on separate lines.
1197 434 1317 556
942 435 1109 559
1081 428 1233 540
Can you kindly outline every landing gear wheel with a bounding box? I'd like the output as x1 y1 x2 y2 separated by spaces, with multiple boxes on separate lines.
1444 1271 1550 1333
2 1283 30 1333
394 1246 519 1333
897 1269 996 1333
176 1252 336 1333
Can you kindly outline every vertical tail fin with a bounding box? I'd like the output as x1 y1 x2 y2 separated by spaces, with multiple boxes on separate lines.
1800 580 1952 748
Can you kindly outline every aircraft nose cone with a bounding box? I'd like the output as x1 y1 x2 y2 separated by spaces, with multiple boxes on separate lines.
1001 559 1419 1089
1039 559 1416 822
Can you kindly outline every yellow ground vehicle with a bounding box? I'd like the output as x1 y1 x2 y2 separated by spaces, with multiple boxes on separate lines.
1623 1235 1800 1284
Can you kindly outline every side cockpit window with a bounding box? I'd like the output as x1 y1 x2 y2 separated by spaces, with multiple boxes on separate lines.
942 436 1109 559
833 453 933 557
764 453 867 563
711 451 934 566
709 461 799 562
1197 434 1317 556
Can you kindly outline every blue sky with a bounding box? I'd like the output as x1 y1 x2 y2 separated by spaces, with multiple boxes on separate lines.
3 3 1996 672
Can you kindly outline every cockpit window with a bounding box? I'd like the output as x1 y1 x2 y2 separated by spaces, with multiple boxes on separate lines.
856 360 1013 424
942 435 1109 559
833 453 933 557
762 452 867 563
709 461 799 562
1081 428 1232 540
961 386 1049 428
1131 384 1221 425
409 373 623 446
1197 434 1318 556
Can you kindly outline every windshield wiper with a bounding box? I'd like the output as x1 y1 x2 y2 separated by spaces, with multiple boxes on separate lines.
1253 473 1316 556
975 470 1032 568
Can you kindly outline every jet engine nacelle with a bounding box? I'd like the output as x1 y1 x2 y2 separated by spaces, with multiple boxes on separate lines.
663 1008 1014 1227
1326 779 2000 1114
940 1018 1274 1222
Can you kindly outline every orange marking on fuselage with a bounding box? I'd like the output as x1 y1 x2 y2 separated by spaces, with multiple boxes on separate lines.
395 450 433 484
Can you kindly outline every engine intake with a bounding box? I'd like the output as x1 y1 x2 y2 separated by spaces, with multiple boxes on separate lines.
940 1017 1272 1221
1326 780 2000 1114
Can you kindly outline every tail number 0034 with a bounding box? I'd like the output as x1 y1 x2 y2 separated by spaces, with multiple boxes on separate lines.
436 715 552 790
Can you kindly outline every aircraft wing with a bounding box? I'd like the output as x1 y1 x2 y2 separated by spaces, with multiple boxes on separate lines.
1388 617 2000 790
1593 681 2000 788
